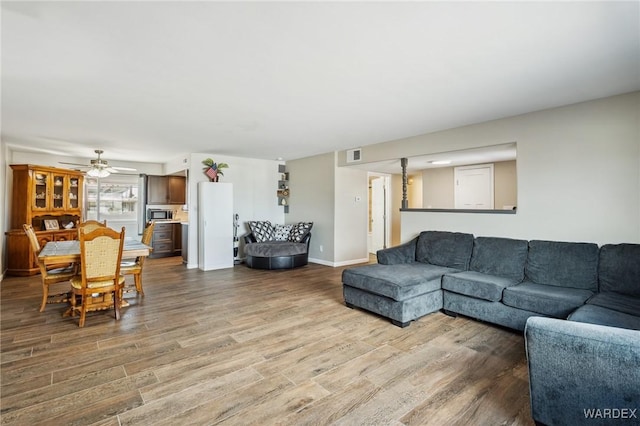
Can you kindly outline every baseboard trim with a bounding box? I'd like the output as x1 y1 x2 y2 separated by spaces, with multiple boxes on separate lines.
309 257 370 268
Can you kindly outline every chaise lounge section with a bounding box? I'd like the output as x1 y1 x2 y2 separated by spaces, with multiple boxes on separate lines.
342 231 473 327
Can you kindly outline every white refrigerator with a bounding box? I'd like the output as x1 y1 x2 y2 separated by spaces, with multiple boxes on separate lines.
198 182 234 271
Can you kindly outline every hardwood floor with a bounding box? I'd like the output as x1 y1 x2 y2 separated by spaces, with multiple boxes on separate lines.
1 257 534 425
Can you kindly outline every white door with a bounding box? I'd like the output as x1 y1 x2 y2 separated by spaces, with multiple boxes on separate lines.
454 164 494 209
370 177 386 253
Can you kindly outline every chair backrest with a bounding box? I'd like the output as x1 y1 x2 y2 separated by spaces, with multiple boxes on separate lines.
141 221 155 246
23 224 41 254
76 220 107 238
137 222 155 266
78 226 125 287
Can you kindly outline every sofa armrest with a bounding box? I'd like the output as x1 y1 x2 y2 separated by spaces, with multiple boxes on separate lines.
376 237 417 265
525 317 640 426
302 232 311 251
243 232 257 244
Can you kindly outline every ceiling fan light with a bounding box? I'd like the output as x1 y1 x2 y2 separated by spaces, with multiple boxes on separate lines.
87 168 110 178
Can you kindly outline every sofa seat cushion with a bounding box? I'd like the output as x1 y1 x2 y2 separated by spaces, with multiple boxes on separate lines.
244 241 307 257
568 305 640 331
342 263 455 302
442 271 519 302
526 240 599 291
503 281 594 318
586 292 640 317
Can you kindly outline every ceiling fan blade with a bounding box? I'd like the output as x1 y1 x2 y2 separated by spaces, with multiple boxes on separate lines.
59 161 89 168
112 166 137 171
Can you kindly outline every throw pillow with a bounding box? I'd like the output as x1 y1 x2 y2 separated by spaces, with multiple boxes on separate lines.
288 222 313 242
249 220 275 242
274 224 293 241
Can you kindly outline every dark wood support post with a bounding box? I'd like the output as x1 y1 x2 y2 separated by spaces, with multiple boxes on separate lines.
401 157 408 209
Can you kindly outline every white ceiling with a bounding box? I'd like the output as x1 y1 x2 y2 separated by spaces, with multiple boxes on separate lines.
2 1 639 165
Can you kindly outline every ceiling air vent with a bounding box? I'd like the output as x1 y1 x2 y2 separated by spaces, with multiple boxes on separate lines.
347 148 362 163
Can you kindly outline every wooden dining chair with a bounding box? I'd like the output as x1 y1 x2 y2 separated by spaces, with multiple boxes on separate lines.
23 224 76 312
69 226 126 327
76 219 107 238
121 221 155 296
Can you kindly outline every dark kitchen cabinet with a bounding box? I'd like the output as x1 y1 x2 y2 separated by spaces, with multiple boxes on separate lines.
173 222 182 254
150 222 174 258
147 175 186 205
149 222 182 258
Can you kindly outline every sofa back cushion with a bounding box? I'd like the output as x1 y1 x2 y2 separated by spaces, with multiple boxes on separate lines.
526 240 599 290
598 243 640 297
415 231 473 270
470 237 528 281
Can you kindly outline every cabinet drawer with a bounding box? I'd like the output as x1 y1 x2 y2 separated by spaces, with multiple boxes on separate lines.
153 241 173 253
153 229 173 241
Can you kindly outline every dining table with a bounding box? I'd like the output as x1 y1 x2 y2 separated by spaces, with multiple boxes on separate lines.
38 238 152 314
38 238 151 267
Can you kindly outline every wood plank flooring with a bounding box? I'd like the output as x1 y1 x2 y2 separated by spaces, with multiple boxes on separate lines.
1 257 534 425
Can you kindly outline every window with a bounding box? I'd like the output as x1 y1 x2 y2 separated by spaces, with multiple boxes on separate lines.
85 175 139 222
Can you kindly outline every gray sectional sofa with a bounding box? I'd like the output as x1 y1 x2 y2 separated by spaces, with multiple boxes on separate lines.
342 231 639 426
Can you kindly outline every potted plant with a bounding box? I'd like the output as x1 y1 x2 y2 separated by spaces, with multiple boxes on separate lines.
202 158 229 182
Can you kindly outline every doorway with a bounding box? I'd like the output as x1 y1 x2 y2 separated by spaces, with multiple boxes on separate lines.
368 174 391 254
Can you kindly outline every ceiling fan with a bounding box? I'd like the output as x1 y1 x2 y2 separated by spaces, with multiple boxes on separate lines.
60 149 137 178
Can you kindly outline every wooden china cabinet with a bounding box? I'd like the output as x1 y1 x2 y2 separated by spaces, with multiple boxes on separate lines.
5 165 84 276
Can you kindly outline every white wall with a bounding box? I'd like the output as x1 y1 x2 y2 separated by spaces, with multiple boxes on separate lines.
287 152 369 266
363 92 640 245
333 156 369 265
185 153 284 268
287 152 336 264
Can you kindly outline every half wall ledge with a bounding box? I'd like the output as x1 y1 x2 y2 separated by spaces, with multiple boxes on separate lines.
401 208 517 214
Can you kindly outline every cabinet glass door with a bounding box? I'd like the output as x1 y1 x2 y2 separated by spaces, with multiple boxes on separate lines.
52 174 65 210
32 171 50 210
67 176 81 210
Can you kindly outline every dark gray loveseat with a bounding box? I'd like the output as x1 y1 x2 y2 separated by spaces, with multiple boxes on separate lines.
243 221 313 270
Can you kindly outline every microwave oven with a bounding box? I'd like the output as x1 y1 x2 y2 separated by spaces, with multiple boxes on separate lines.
148 209 173 221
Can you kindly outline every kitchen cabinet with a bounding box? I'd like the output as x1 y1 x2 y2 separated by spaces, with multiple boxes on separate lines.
181 223 188 263
149 221 182 258
150 222 174 258
173 222 182 254
146 175 186 205
6 164 84 276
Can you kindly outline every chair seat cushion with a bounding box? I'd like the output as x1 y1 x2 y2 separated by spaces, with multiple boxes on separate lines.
586 292 640 317
342 263 456 302
442 271 519 302
502 281 593 318
71 275 125 289
47 265 76 276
